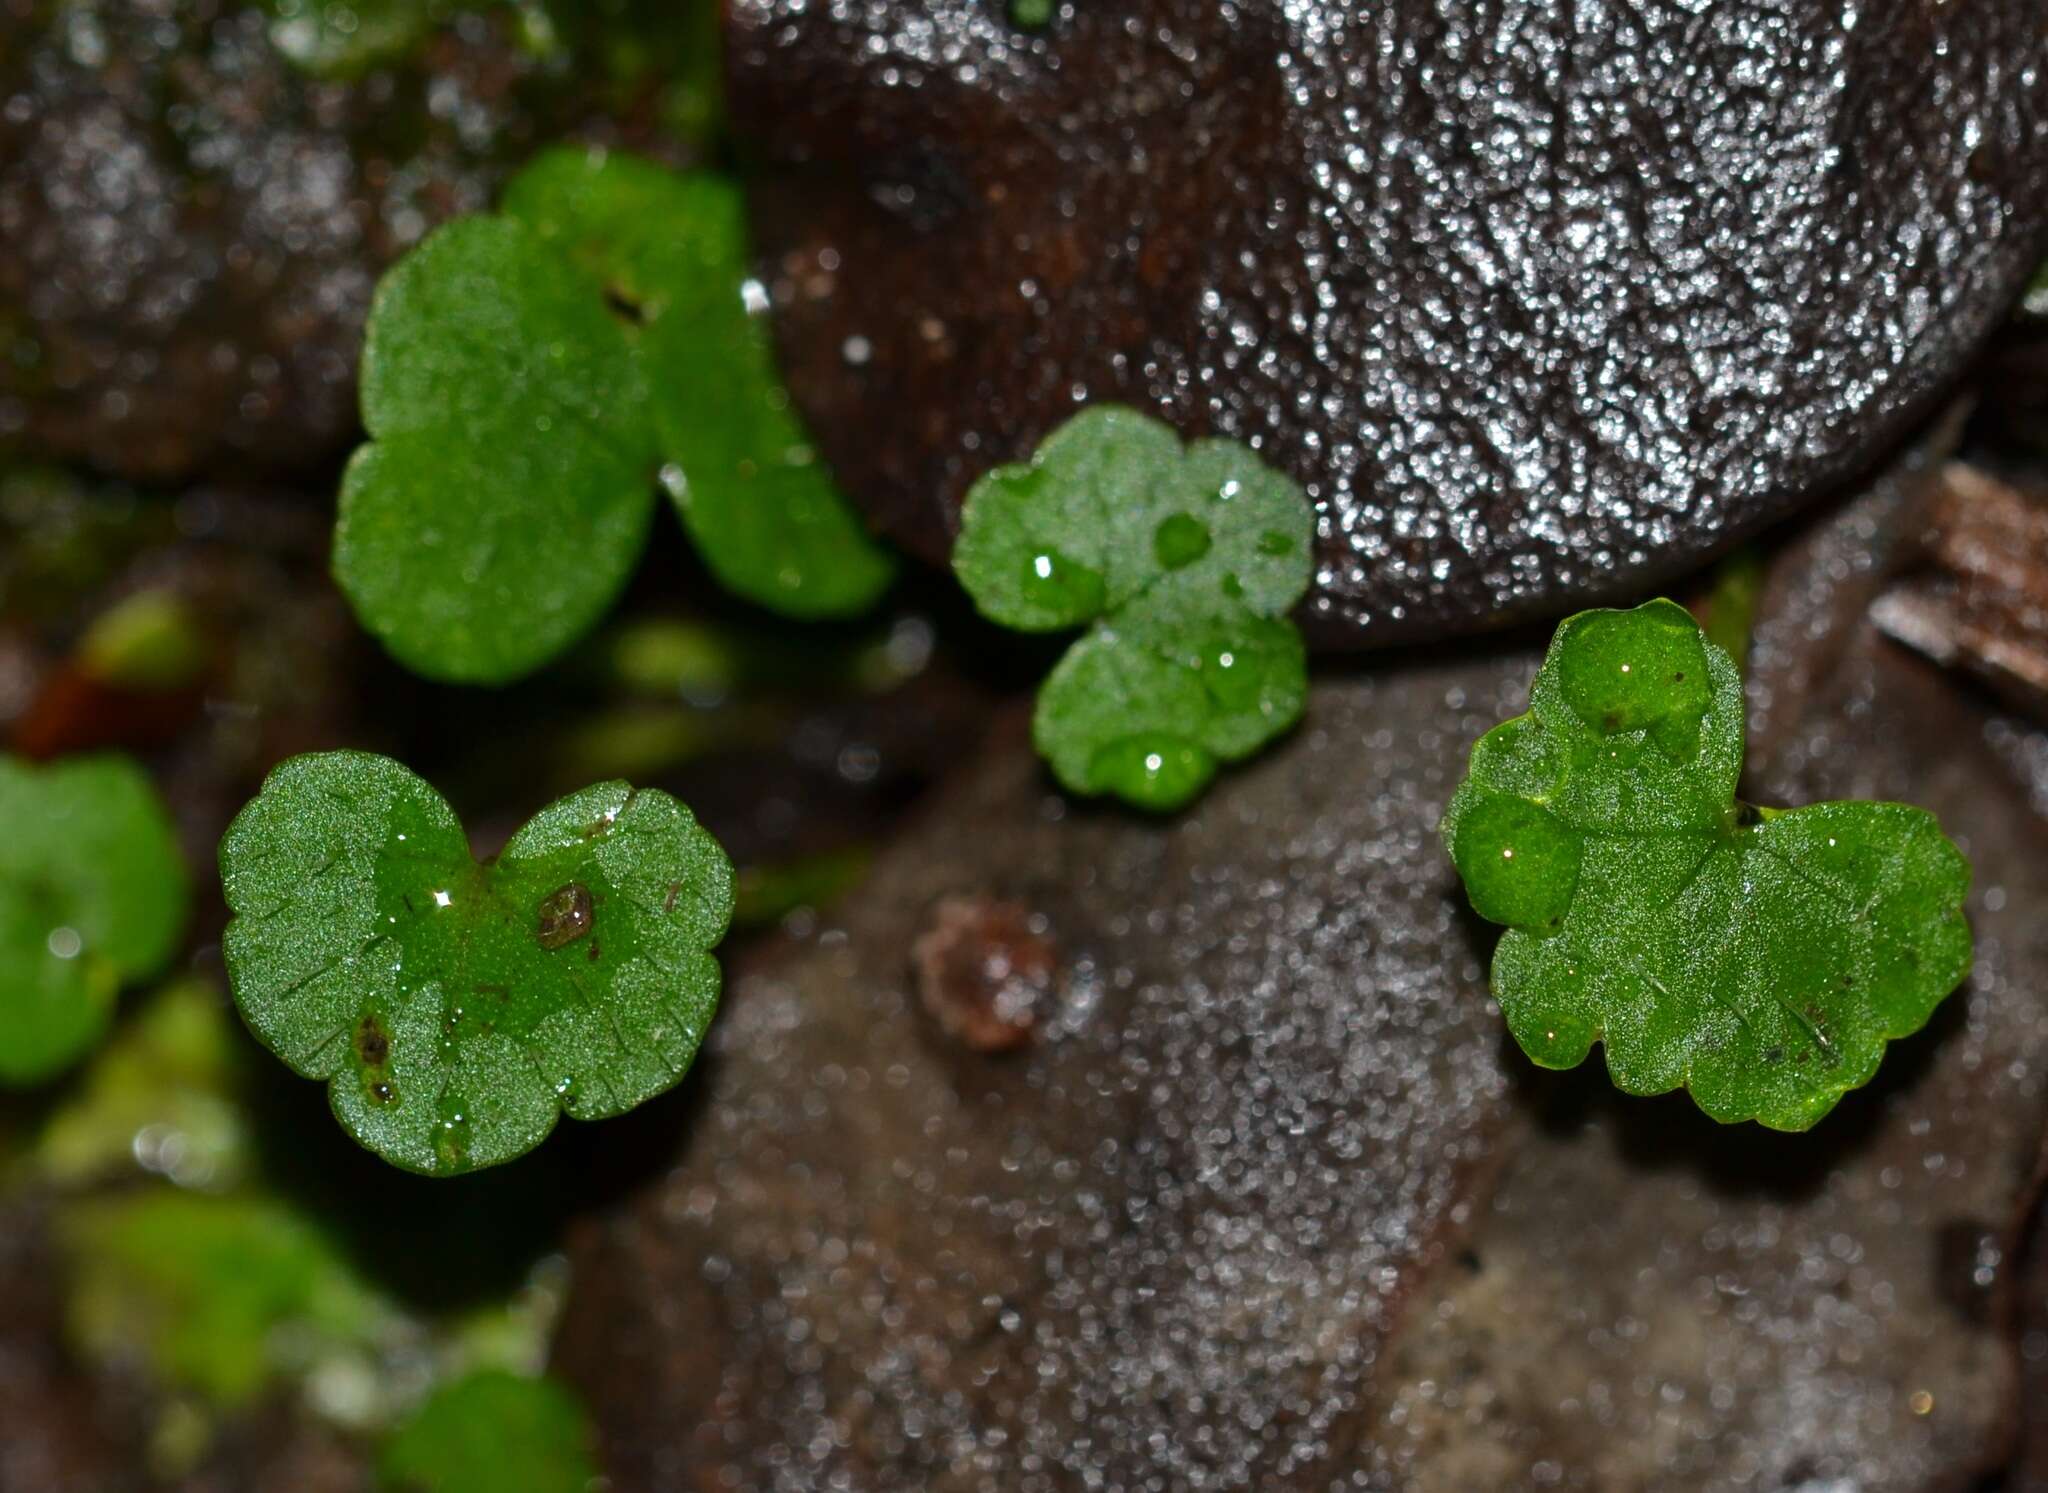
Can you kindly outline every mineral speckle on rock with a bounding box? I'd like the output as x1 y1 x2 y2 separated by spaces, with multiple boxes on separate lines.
730 0 2048 646
556 650 1527 1489
0 1 685 482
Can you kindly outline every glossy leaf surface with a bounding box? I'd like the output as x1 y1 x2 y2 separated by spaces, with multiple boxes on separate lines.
1443 600 1973 1129
219 752 734 1175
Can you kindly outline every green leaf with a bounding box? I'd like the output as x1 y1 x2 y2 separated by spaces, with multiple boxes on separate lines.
262 0 445 76
953 406 1315 810
382 1371 599 1493
954 407 1311 631
1034 590 1307 811
335 216 659 685
36 980 256 1191
335 152 893 683
218 751 734 1175
62 1190 398 1409
504 148 895 618
0 754 189 1086
1442 598 1973 1130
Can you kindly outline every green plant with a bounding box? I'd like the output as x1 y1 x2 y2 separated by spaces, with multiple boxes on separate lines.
218 751 734 1175
1442 599 1973 1129
381 1370 599 1493
0 754 189 1086
261 0 450 74
335 147 893 685
62 1189 400 1410
952 406 1315 810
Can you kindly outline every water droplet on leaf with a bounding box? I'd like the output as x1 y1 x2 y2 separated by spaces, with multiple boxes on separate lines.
1152 512 1213 571
1019 548 1105 620
1449 793 1580 931
1086 733 1214 812
1557 603 1711 758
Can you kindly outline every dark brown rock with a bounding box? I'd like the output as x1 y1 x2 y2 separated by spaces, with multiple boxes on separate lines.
0 1 691 483
729 0 2048 646
555 644 1528 1489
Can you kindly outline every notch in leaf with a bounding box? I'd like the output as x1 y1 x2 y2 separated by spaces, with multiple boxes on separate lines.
952 406 1315 811
1441 599 1973 1130
334 148 894 685
0 754 189 1086
218 751 735 1175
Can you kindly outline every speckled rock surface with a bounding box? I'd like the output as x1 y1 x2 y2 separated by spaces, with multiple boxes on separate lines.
729 0 2048 646
0 1 687 482
555 657 1529 1489
554 428 2048 1487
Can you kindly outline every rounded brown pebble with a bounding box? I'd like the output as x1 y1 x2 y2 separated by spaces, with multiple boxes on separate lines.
911 894 1057 1053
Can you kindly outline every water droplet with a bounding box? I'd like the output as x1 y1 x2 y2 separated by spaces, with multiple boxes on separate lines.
1087 734 1214 811
1019 548 1105 620
536 883 594 950
1198 641 1263 712
1450 793 1581 931
45 926 81 960
1557 604 1710 759
434 1096 473 1170
1152 513 1213 570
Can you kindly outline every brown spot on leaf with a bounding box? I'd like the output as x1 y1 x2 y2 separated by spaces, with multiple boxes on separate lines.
537 883 595 950
355 1014 389 1067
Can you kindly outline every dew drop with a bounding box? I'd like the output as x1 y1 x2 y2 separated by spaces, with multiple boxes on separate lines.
536 883 594 950
1450 793 1581 931
1087 733 1214 811
1019 548 1105 619
1152 512 1213 571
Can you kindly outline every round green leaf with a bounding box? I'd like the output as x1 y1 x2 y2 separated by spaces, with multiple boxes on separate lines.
382 1371 599 1493
954 406 1314 632
504 148 895 618
1033 590 1306 812
1441 600 1973 1130
218 751 734 1175
334 216 660 685
954 407 1181 631
0 755 189 1086
956 406 1316 812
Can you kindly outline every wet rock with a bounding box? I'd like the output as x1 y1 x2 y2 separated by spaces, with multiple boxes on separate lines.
554 421 2048 1487
0 1 690 483
729 0 2048 646
555 642 1529 1489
